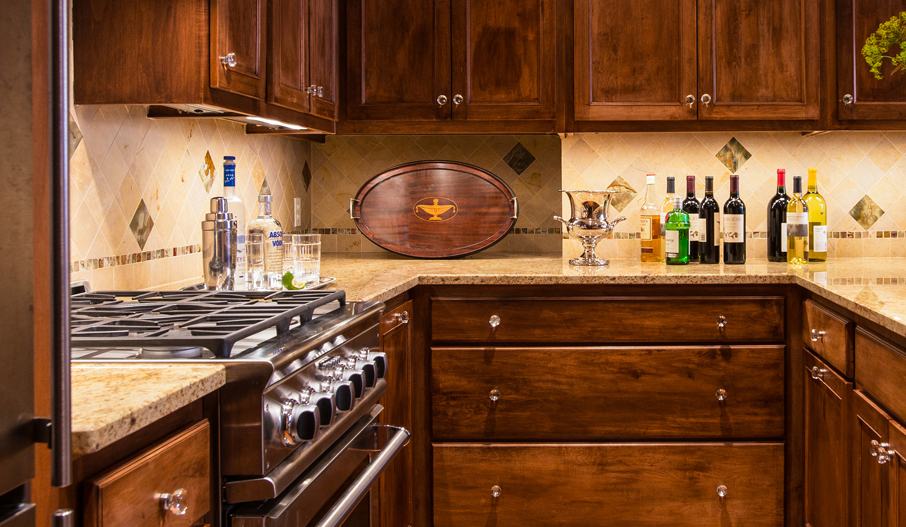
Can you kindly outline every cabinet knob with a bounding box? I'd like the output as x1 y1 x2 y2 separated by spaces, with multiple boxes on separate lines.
489 389 501 403
716 315 727 329
685 94 696 108
716 485 728 498
453 94 463 106
491 485 502 498
220 52 237 68
394 310 410 324
871 440 895 464
810 366 826 380
715 388 728 402
489 315 501 328
306 85 317 95
810 329 826 342
843 94 854 105
701 93 712 106
317 86 324 98
159 488 188 516
437 94 448 106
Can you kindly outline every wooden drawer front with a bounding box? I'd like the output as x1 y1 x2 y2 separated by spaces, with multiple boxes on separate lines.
855 328 906 424
803 300 854 377
433 443 784 527
431 297 784 343
85 421 211 527
431 346 785 440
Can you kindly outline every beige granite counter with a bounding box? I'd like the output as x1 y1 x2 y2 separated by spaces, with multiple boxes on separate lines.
72 364 225 455
321 254 906 337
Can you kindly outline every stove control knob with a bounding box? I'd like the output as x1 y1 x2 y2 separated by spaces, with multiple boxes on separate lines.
344 357 377 388
357 347 387 379
281 400 321 446
340 367 365 398
318 377 356 413
300 386 337 427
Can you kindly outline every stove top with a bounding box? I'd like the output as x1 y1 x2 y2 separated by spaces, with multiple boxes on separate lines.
70 289 345 358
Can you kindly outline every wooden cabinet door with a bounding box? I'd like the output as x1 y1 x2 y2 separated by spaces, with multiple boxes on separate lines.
837 0 906 120
697 0 819 120
804 350 853 527
211 0 267 99
853 390 891 527
347 0 451 121
309 0 338 120
891 420 906 527
269 0 310 112
574 0 697 121
451 0 556 121
377 301 414 527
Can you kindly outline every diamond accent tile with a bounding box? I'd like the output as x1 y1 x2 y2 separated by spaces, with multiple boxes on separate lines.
850 194 885 230
129 199 154 250
503 142 536 176
715 137 752 172
259 178 272 196
606 176 637 212
302 161 312 190
198 150 215 193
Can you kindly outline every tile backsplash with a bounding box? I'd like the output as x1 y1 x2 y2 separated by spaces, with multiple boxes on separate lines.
69 105 311 290
561 132 906 260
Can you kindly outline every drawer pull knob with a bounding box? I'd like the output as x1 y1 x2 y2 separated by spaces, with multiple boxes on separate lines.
160 488 188 516
716 315 727 329
394 311 410 324
871 440 895 464
489 315 501 328
491 485 502 498
716 485 728 498
489 389 501 403
810 329 826 342
220 52 237 68
810 366 826 380
715 388 728 402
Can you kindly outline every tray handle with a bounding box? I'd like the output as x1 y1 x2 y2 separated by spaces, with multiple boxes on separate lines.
349 198 361 220
510 197 519 220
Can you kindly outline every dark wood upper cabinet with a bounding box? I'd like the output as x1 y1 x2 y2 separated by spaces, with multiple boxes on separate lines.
574 0 697 121
309 0 339 120
269 0 311 113
347 0 452 121
837 0 906 120
211 0 268 99
452 0 556 120
697 0 820 120
804 350 852 527
853 390 892 527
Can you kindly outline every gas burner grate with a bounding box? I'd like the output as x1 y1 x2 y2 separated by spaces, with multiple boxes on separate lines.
70 289 346 357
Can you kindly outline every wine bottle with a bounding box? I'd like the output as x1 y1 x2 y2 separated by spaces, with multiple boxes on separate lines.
723 175 746 265
660 176 676 256
640 174 662 262
767 169 791 262
804 168 828 261
787 176 809 265
665 197 690 265
682 175 701 262
699 176 721 264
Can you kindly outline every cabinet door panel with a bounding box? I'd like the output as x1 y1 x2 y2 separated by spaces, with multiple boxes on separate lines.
853 390 891 527
698 0 819 120
309 0 338 120
837 0 906 120
452 0 556 120
891 421 906 527
347 0 451 121
804 350 852 527
212 0 267 99
574 0 697 121
269 0 309 112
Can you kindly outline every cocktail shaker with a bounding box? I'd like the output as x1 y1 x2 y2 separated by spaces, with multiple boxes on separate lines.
202 197 237 290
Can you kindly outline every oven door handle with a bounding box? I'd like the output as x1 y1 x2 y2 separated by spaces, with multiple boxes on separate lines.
314 425 410 527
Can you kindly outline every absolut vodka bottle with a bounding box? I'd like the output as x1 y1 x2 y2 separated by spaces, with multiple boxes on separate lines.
247 195 284 290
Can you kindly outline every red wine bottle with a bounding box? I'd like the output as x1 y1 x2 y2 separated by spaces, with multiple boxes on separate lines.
722 175 746 265
699 176 721 264
767 169 790 262
682 175 701 262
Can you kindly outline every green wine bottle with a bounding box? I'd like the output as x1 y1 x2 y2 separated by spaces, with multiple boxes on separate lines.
665 197 690 265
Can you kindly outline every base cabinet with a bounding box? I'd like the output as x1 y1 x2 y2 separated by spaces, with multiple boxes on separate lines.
433 443 784 527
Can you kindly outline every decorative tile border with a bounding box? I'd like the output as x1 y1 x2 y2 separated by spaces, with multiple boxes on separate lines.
305 227 562 236
828 277 906 285
71 244 201 272
570 231 906 241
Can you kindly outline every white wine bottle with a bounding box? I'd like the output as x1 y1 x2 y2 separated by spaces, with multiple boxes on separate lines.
804 168 827 261
787 176 809 265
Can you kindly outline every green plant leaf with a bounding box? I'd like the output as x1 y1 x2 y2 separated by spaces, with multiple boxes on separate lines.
862 11 906 80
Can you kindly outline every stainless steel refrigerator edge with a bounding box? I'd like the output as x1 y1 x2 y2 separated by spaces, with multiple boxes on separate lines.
0 0 72 525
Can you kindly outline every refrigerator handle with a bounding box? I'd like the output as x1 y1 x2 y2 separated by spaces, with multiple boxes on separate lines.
50 0 72 488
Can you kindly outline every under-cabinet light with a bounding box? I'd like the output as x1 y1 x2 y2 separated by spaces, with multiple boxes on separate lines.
247 116 306 131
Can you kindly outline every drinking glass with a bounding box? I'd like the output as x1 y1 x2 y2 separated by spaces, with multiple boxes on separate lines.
246 233 267 291
284 234 321 288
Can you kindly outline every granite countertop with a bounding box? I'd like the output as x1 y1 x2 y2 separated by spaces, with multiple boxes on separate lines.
320 254 906 337
71 364 225 455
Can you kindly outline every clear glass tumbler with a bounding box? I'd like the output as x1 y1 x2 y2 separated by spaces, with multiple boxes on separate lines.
246 233 267 291
284 234 321 288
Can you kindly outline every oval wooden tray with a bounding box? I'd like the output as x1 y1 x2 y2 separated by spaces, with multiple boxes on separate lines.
351 161 518 258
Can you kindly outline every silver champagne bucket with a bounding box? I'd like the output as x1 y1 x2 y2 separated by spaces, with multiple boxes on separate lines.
554 189 626 266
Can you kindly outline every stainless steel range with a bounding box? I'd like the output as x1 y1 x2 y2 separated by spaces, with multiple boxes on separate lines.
71 288 409 527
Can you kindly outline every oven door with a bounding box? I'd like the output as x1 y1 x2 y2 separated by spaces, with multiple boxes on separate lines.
229 409 409 527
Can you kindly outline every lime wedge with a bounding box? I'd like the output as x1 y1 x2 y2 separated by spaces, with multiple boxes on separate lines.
282 271 306 290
